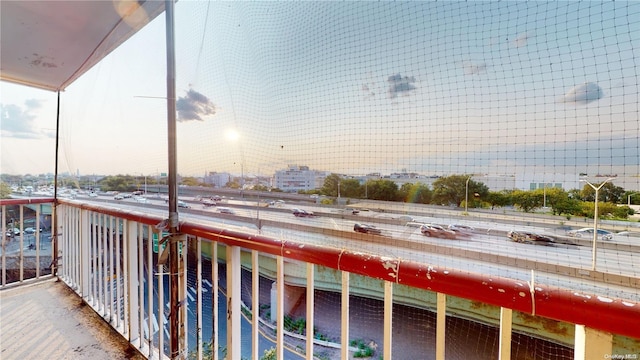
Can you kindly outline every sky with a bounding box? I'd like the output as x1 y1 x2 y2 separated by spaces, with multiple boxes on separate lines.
1 1 639 186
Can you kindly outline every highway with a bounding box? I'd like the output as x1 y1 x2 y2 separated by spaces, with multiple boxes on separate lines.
71 192 639 302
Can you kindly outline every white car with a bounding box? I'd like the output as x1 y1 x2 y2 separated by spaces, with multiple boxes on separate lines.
567 228 613 241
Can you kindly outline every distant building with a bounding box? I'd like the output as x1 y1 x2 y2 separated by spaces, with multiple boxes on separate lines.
274 165 328 192
203 172 231 188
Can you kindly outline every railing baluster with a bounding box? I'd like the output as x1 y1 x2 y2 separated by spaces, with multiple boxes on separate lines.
276 255 284 360
35 204 40 278
341 270 350 360
499 307 513 360
157 239 164 360
109 216 115 323
305 262 315 360
138 222 144 346
19 205 24 282
80 209 90 298
91 211 98 307
251 250 259 360
226 245 241 360
197 238 204 360
126 220 139 344
383 280 393 360
2 205 6 287
436 292 446 360
182 234 188 355
574 325 613 359
212 242 219 360
116 217 122 331
147 224 153 357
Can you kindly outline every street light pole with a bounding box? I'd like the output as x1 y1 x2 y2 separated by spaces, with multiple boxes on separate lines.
464 176 471 214
580 177 614 271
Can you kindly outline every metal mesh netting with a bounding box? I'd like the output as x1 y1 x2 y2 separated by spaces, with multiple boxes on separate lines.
50 2 640 359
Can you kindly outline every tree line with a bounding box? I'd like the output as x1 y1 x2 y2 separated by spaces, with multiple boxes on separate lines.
309 174 637 220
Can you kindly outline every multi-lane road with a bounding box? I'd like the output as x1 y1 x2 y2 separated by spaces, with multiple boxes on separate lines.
71 192 639 299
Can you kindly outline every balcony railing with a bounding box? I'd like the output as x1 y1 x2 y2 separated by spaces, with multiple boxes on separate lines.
1 197 639 360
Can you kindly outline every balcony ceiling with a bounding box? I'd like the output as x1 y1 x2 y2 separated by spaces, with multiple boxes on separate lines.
0 0 165 92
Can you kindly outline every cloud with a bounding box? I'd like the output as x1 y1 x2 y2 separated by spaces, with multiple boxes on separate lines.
0 99 49 139
387 73 417 98
512 33 529 48
462 61 487 75
176 88 216 122
559 82 604 104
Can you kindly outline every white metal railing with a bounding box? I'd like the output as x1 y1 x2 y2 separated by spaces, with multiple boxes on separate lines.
1 199 53 287
2 198 639 360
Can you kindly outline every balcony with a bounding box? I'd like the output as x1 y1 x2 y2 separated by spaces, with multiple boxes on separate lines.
1 198 639 360
2 2 640 359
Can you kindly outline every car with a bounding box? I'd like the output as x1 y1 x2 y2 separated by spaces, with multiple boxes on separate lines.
448 224 475 235
508 230 555 244
420 224 457 239
353 223 382 235
88 192 98 197
178 201 190 208
23 227 38 234
5 228 21 237
292 208 314 217
202 199 216 207
217 207 235 214
114 195 124 200
566 228 614 241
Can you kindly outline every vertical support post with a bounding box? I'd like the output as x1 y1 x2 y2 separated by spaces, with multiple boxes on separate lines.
436 293 446 360
197 238 203 360
126 220 140 343
499 307 512 360
35 205 41 278
147 225 154 355
276 256 284 360
1 205 6 287
122 219 130 337
181 236 188 352
158 244 165 359
251 250 259 360
226 245 241 360
383 281 393 360
305 263 315 360
19 205 24 282
137 223 145 344
574 325 613 360
341 271 350 360
80 209 90 298
91 212 98 306
212 242 219 360
115 218 122 331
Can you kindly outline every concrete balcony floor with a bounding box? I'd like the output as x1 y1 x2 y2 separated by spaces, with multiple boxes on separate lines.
0 278 145 360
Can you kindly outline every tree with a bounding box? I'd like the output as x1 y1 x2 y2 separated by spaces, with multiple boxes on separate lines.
0 182 12 199
580 182 625 203
98 175 133 192
511 190 543 213
397 182 432 203
321 173 342 197
431 175 488 207
486 190 512 209
339 178 363 198
365 179 398 201
180 177 201 187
